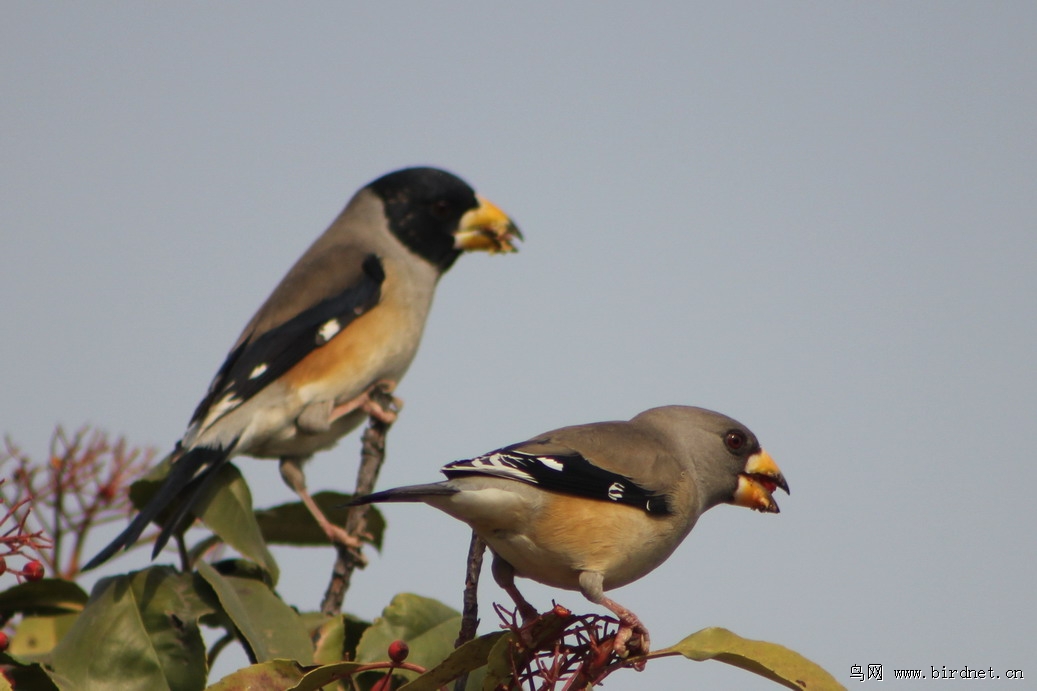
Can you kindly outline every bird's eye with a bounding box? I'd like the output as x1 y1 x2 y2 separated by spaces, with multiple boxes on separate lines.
430 200 451 218
725 430 747 452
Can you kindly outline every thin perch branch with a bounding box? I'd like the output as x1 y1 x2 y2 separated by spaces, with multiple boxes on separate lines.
319 387 396 616
452 531 487 691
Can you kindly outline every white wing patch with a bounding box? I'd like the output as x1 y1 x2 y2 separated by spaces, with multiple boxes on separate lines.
444 447 672 515
204 393 241 428
537 456 565 471
248 363 269 380
317 319 341 344
446 452 536 483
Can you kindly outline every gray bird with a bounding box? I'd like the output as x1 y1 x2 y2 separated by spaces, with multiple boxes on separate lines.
86 167 521 570
349 405 788 656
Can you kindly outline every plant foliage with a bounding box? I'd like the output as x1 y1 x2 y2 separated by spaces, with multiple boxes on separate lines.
0 428 842 690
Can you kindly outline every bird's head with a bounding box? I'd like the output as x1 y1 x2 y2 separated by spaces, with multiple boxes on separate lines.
633 405 790 514
368 167 521 271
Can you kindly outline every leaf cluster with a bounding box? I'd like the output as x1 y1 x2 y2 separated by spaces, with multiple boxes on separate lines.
0 429 842 690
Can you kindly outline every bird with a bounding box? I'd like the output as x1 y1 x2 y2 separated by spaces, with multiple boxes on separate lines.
348 405 788 657
84 167 521 571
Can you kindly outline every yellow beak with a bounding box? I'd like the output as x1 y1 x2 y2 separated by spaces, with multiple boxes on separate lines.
454 195 522 253
732 449 789 514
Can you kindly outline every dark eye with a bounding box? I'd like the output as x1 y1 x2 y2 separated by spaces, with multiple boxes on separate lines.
430 200 451 218
725 430 748 452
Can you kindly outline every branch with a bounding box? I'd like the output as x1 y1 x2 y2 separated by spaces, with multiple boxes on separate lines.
319 387 396 616
452 531 486 691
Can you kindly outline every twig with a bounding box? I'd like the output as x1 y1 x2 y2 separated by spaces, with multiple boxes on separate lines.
319 387 396 616
2 427 154 578
453 531 487 691
487 605 636 690
207 631 235 668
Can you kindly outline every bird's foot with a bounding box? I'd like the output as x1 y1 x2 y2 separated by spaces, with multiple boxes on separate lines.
502 583 541 628
328 381 402 426
323 522 368 566
492 598 544 648
516 601 540 625
515 620 539 648
362 381 402 424
515 603 578 651
612 617 650 667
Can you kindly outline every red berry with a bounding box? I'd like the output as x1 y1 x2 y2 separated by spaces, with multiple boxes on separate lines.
387 639 409 663
23 560 44 582
0 557 6 576
0 631 8 652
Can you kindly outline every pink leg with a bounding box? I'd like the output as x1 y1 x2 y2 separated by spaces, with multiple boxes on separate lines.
279 456 365 555
491 555 540 622
598 594 650 660
329 380 402 425
579 571 649 662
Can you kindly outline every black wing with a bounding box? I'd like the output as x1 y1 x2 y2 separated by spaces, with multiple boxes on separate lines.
189 253 385 430
442 444 671 515
83 444 230 570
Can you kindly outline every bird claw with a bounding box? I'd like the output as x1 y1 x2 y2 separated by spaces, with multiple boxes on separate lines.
612 622 649 663
329 382 402 426
506 603 575 651
516 601 541 625
515 620 539 649
325 524 368 566
362 386 401 425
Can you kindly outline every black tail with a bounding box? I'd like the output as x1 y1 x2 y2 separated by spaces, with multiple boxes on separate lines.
83 445 231 571
346 482 458 506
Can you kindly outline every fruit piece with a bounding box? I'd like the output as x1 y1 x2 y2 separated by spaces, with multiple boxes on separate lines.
23 560 45 581
387 639 409 663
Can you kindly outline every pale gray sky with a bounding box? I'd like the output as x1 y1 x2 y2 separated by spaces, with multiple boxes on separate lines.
2 3 1034 688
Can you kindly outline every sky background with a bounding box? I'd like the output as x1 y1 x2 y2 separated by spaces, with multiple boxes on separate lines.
2 4 1035 689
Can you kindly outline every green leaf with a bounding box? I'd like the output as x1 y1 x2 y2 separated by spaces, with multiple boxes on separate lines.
9 613 79 657
652 627 844 690
398 631 507 691
50 566 210 691
355 594 461 682
196 561 313 664
296 610 334 633
285 661 365 691
311 613 371 665
131 460 279 583
206 659 307 690
130 450 178 497
0 652 58 690
0 578 88 617
193 464 280 583
481 632 517 691
207 558 274 585
256 492 385 551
